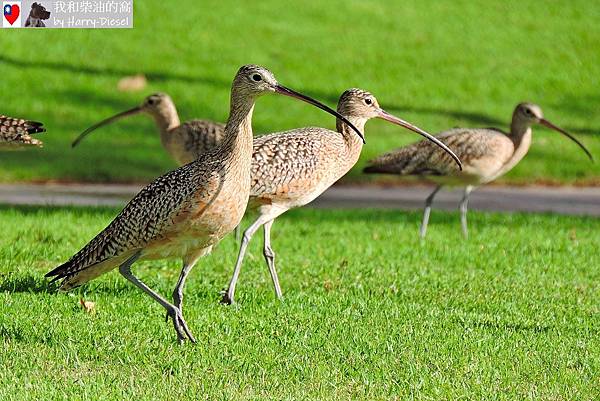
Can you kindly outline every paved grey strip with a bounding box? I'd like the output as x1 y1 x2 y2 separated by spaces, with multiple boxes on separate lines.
0 183 599 216
0 183 142 207
309 186 600 216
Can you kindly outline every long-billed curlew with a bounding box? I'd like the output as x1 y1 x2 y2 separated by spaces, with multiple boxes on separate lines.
364 102 593 238
221 88 462 304
46 65 362 342
72 93 226 166
1 115 45 149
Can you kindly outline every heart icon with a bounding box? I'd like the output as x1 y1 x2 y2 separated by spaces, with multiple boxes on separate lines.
4 4 20 25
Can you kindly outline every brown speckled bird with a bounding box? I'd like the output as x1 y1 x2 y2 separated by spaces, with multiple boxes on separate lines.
0 115 45 149
72 93 226 166
46 65 362 343
221 88 462 304
364 103 593 238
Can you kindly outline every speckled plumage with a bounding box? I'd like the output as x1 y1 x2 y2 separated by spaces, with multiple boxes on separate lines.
142 93 226 165
48 156 239 287
223 89 450 304
47 65 273 342
364 103 592 238
248 89 376 207
48 65 356 342
0 115 45 149
167 119 226 165
365 127 515 185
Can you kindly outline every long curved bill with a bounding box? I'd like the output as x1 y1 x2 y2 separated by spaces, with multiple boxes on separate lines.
71 106 142 148
539 118 594 162
377 109 463 171
274 84 366 144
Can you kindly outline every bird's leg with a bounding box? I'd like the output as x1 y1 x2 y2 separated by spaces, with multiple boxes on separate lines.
165 258 198 323
119 252 196 344
263 219 283 300
459 185 474 238
420 185 442 239
172 261 195 311
221 214 270 305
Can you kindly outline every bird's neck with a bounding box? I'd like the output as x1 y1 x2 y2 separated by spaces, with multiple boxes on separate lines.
221 92 255 158
336 116 366 156
151 104 181 134
509 116 533 150
499 116 533 177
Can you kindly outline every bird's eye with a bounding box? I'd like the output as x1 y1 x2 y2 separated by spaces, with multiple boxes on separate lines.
364 98 373 105
525 109 532 115
147 99 156 105
252 74 262 82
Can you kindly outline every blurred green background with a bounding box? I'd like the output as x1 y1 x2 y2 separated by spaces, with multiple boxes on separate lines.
1 0 599 184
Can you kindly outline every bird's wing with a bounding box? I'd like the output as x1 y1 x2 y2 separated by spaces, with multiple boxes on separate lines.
250 128 332 197
364 128 513 176
170 120 226 161
0 115 45 147
46 157 220 282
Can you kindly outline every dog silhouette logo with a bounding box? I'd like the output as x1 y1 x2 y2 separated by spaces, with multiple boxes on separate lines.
3 1 21 27
25 1 49 27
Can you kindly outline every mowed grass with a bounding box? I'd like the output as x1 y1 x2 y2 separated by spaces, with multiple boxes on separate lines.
1 0 600 184
0 206 598 400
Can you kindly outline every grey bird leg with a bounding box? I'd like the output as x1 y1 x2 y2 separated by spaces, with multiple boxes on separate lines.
173 261 195 311
221 214 272 305
119 252 196 344
459 185 474 238
263 219 283 300
165 258 198 323
420 185 443 238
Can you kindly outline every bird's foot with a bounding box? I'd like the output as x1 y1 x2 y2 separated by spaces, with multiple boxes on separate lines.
166 307 196 344
219 288 234 305
165 293 183 322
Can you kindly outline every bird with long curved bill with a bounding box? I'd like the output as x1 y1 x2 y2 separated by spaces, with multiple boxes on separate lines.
364 102 593 238
71 93 226 166
46 65 364 343
221 88 462 305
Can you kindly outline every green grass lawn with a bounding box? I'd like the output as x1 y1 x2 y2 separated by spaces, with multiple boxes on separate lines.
1 206 598 399
1 0 600 184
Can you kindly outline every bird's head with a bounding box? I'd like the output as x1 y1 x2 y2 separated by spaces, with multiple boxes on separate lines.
514 102 593 162
337 88 381 120
140 93 173 114
231 64 365 142
336 88 463 170
515 102 544 123
232 65 279 97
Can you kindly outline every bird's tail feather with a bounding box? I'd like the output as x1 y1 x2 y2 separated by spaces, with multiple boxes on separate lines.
45 260 73 283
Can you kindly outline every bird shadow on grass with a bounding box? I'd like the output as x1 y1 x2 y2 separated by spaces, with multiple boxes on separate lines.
1 138 175 182
3 53 598 140
0 54 231 88
0 272 54 294
52 88 145 112
0 271 142 296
